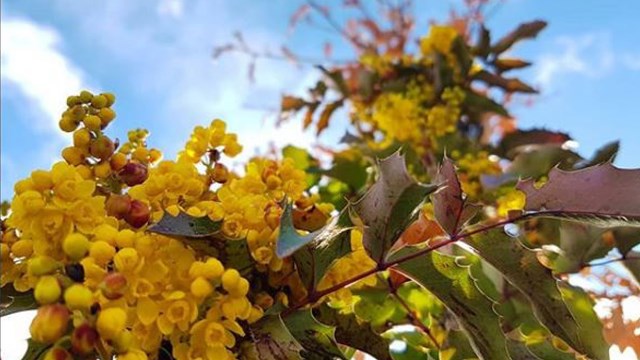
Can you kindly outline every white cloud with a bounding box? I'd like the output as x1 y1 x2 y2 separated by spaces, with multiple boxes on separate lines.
0 15 90 137
157 0 184 18
534 33 614 89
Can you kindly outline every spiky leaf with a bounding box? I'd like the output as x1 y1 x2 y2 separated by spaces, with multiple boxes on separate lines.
282 309 346 360
462 229 604 359
249 315 303 359
353 151 438 262
1 285 36 317
389 248 510 360
315 305 393 360
148 212 221 238
432 157 480 236
517 162 640 227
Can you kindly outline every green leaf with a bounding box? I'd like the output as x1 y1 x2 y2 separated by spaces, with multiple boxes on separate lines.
462 229 602 359
21 339 51 360
506 340 540 359
292 210 352 291
576 140 619 169
353 151 438 262
315 305 392 360
554 222 612 273
323 154 369 191
317 65 349 96
463 90 509 117
452 36 472 75
276 202 352 261
249 315 303 359
622 251 640 285
439 330 478 360
613 227 640 255
148 212 222 238
473 70 537 94
432 157 481 236
517 162 640 227
389 248 511 360
524 337 578 360
282 309 346 360
558 284 610 360
507 145 581 179
497 129 571 159
492 20 547 54
474 25 491 58
1 284 37 317
283 145 320 188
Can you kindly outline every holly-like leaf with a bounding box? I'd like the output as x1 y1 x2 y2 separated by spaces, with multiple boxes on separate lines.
21 339 51 360
508 145 581 179
558 284 610 360
323 153 369 190
432 157 480 236
352 151 439 262
389 248 511 360
282 309 346 360
498 129 572 159
463 90 509 117
553 222 613 273
516 162 640 227
315 305 392 360
494 58 532 72
462 229 603 359
474 70 537 94
576 140 619 169
292 210 352 291
316 100 343 136
148 212 222 238
492 20 547 54
276 202 352 260
249 315 303 359
1 284 37 317
612 227 640 256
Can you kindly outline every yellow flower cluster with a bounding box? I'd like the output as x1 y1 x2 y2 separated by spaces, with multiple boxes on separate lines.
365 82 464 153
178 119 242 163
1 90 339 360
317 229 376 304
420 25 459 58
452 150 502 199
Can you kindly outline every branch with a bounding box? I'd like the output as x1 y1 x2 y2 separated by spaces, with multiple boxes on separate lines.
386 276 441 349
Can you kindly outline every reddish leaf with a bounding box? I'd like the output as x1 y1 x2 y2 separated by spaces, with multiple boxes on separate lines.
517 163 640 227
432 158 480 236
316 100 343 136
281 96 307 112
281 46 299 65
474 70 538 94
494 58 532 72
492 20 547 54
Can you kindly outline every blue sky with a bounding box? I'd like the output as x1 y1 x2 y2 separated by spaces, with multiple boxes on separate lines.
2 1 640 358
2 0 640 202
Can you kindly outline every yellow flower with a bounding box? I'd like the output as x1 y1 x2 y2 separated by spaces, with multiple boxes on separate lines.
97 307 128 340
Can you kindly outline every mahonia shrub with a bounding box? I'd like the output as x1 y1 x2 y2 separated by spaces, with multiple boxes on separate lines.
2 2 640 360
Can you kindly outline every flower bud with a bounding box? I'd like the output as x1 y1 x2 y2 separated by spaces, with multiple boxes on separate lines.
71 323 99 355
209 163 229 183
28 256 60 276
34 275 62 304
110 152 128 171
106 194 132 219
90 136 115 160
112 329 133 353
96 307 127 340
124 200 150 228
118 162 148 186
30 304 70 344
64 284 94 311
91 94 108 109
43 347 73 360
101 272 127 300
